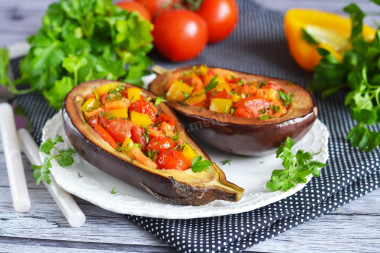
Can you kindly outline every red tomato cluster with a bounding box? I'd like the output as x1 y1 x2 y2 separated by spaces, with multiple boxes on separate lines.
115 0 239 62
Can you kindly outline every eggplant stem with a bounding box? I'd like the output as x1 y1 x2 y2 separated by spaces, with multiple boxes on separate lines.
152 65 168 75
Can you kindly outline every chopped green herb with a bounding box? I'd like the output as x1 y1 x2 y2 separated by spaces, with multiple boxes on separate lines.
182 91 191 99
270 105 280 114
260 115 270 120
204 75 219 92
78 172 83 178
278 91 293 106
172 133 179 142
191 155 212 173
221 159 231 166
230 108 235 115
258 82 267 88
266 137 326 192
110 187 118 194
155 96 167 105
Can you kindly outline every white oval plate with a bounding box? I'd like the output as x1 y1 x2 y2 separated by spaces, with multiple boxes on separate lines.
42 112 328 219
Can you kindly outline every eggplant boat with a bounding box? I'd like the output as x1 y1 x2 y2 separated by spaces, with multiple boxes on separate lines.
149 65 317 156
62 80 243 205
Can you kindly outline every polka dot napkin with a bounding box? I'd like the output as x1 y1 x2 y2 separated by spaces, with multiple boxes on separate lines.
12 1 380 252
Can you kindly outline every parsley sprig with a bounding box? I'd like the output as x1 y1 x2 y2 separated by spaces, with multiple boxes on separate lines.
31 135 76 185
309 1 380 151
191 155 212 173
266 137 326 192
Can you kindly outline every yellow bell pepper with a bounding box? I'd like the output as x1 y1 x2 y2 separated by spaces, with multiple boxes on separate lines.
81 97 100 112
209 98 233 114
231 94 241 103
95 82 119 96
284 9 375 71
181 143 198 163
197 65 209 76
130 111 152 127
108 108 128 119
166 80 194 102
185 89 207 105
121 136 134 153
127 87 142 103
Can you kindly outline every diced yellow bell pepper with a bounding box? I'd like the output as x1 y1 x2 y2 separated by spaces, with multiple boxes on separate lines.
121 136 134 153
109 108 128 119
95 82 119 96
209 98 233 114
81 97 100 112
166 80 194 102
215 80 231 93
185 89 206 105
181 143 198 164
130 111 152 127
127 87 142 103
231 94 241 103
256 88 278 101
197 65 208 76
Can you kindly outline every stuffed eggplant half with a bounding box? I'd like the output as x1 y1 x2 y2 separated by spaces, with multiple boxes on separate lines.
62 80 243 205
149 65 317 156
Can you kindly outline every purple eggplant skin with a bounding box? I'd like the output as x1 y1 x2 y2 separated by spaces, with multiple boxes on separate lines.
149 66 318 156
62 80 244 206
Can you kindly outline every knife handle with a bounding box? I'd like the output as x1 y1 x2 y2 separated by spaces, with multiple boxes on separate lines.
18 128 86 227
0 103 31 212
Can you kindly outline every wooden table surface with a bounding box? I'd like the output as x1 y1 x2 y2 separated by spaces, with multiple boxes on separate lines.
1 1 380 252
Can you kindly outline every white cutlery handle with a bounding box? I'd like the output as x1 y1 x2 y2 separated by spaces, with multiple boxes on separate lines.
18 128 86 227
0 103 31 212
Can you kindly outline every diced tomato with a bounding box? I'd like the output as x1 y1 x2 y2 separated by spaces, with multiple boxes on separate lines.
147 137 175 154
104 119 133 143
233 97 271 118
85 93 96 101
92 124 118 149
156 113 175 127
148 127 166 139
262 81 281 90
129 100 158 122
99 93 109 105
131 126 147 152
208 89 231 100
157 150 189 170
87 116 98 125
98 115 109 128
120 88 128 98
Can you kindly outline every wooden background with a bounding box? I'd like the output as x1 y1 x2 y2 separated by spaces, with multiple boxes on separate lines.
1 0 380 252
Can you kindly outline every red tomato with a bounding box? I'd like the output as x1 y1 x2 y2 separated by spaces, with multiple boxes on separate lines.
129 99 158 122
131 126 147 151
197 0 238 43
136 0 181 18
153 9 208 61
261 81 281 90
233 97 271 118
156 113 175 127
147 137 175 154
157 150 189 170
92 124 118 149
208 89 231 100
116 1 151 21
104 119 133 143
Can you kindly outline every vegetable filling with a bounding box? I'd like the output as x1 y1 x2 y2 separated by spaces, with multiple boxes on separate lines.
81 82 211 172
165 65 294 119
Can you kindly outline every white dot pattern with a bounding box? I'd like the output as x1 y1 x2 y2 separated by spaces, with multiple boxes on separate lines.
13 1 380 252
